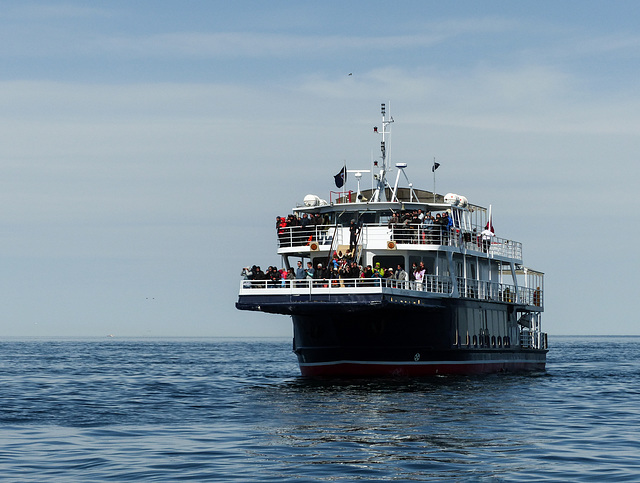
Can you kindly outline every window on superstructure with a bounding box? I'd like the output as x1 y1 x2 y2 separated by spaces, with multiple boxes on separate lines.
372 255 405 272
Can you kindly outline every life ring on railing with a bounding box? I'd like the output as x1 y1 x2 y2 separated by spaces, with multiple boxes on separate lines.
387 240 397 250
309 242 319 251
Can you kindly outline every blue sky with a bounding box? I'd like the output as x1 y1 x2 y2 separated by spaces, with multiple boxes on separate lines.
1 1 639 337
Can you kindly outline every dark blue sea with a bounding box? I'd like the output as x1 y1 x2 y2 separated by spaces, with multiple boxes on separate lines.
1 336 639 482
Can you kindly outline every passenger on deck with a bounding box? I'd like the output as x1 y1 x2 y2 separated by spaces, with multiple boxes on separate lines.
286 267 295 281
388 212 399 229
253 266 265 280
410 262 417 282
331 252 340 270
351 262 361 279
349 220 360 252
419 261 427 290
374 262 384 277
394 264 408 282
241 266 253 280
421 212 434 243
295 261 305 279
338 261 349 286
414 263 425 291
443 212 453 244
267 266 280 287
305 262 314 279
481 225 495 253
276 216 287 246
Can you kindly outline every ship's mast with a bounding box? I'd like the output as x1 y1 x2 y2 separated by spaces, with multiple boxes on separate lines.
372 102 394 202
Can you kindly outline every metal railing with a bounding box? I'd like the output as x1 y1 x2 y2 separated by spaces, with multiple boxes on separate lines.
239 275 542 307
389 225 522 259
239 275 451 294
277 224 338 248
520 328 548 350
276 223 522 259
455 277 543 307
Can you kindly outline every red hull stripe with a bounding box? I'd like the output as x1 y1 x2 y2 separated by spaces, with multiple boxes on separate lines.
299 360 545 376
300 359 540 367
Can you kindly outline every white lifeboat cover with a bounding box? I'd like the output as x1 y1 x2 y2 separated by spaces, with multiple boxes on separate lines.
303 194 328 207
444 193 460 205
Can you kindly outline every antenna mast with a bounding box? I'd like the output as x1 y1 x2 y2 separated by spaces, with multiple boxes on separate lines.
372 102 394 202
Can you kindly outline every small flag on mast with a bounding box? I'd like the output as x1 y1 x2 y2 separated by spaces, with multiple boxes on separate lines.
334 165 347 188
432 162 440 172
486 205 494 234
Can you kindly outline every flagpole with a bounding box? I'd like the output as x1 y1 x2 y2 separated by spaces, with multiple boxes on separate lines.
432 157 436 202
343 161 346 202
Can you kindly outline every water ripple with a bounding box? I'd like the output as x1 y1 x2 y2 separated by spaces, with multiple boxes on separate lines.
1 336 639 481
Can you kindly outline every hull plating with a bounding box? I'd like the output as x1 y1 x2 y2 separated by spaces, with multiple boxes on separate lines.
292 307 546 377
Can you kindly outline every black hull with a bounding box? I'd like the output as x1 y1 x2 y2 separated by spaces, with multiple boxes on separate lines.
237 292 547 377
296 347 546 377
292 312 546 377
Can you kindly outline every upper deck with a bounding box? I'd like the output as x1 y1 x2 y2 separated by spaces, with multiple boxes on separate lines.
277 222 522 261
277 188 522 263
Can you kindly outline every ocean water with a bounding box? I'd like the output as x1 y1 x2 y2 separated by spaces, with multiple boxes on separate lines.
1 336 639 482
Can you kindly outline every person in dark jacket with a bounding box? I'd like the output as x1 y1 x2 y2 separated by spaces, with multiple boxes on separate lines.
349 220 360 252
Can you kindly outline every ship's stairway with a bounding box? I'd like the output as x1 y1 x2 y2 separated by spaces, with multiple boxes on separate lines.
333 244 363 264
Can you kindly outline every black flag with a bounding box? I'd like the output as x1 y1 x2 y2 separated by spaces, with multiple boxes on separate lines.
432 162 440 172
334 166 346 188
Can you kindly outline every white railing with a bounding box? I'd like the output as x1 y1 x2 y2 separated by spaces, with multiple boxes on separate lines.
455 278 543 307
239 275 542 307
276 223 522 259
389 225 522 259
239 276 451 295
520 328 548 350
277 225 338 248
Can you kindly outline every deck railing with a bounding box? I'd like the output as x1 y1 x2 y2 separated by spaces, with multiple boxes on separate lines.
455 277 543 307
276 224 522 259
239 276 542 307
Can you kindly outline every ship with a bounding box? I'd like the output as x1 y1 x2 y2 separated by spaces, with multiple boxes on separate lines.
236 104 547 377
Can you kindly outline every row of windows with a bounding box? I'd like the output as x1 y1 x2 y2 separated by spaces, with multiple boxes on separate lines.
454 333 511 349
457 308 507 336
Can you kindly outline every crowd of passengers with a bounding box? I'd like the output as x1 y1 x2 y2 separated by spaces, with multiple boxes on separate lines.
388 209 455 244
276 210 471 242
276 213 330 230
242 253 430 288
277 209 495 251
